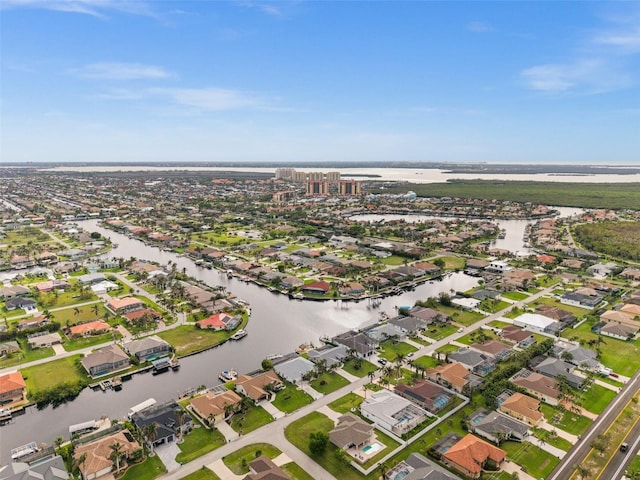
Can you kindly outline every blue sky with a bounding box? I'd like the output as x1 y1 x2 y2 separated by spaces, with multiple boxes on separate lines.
1 1 639 164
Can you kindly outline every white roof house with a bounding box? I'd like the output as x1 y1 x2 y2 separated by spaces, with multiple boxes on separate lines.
360 390 429 435
513 313 556 333
273 357 316 384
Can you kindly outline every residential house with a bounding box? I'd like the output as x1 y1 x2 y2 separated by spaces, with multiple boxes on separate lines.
500 325 536 347
0 285 30 299
394 380 453 414
502 269 535 289
274 357 316 384
17 315 49 330
0 372 26 407
511 369 560 406
339 282 366 296
600 322 637 340
365 323 406 342
27 332 62 349
243 456 291 480
587 262 619 279
560 292 602 309
448 349 496 377
552 343 600 371
621 268 640 281
469 409 530 444
80 344 130 378
531 357 583 389
600 310 639 329
131 401 192 446
300 281 331 294
280 277 304 289
387 315 428 335
0 341 20 357
197 312 241 331
69 320 111 337
487 261 511 273
384 453 461 480
360 390 429 435
77 273 107 285
106 297 144 315
621 303 640 318
307 344 350 367
122 308 162 324
498 392 543 426
409 307 450 323
123 336 171 362
442 434 506 479
513 313 558 334
470 341 512 361
426 362 484 393
0 453 69 480
5 297 37 312
332 331 378 358
190 389 242 425
413 262 442 275
235 370 283 403
73 429 140 480
329 413 374 450
34 280 71 293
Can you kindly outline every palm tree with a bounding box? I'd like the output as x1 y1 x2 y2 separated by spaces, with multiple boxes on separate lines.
367 370 376 385
176 409 185 436
73 307 81 323
144 423 158 450
109 442 124 475
92 303 100 317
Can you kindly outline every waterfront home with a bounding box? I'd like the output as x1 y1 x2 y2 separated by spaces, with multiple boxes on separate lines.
122 308 161 324
338 282 366 296
27 331 62 349
196 312 241 331
123 335 171 362
131 401 192 446
498 392 543 426
244 455 291 480
235 370 283 403
387 315 427 335
513 313 558 334
77 273 107 285
621 268 640 281
106 297 144 315
190 389 242 425
511 369 560 406
332 331 378 358
502 269 535 289
329 413 374 450
307 344 350 367
409 306 450 323
560 292 602 309
74 429 140 480
0 372 26 407
600 322 637 340
394 380 453 414
273 357 315 384
0 453 69 480
487 261 511 273
365 323 406 342
81 344 130 378
69 320 111 337
442 434 506 479
469 409 530 444
360 390 429 435
469 340 512 361
301 280 331 294
90 280 119 294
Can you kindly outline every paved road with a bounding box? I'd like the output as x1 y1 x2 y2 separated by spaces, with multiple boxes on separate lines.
603 415 640 480
547 371 640 480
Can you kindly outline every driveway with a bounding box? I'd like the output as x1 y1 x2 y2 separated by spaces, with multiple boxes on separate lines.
154 442 182 473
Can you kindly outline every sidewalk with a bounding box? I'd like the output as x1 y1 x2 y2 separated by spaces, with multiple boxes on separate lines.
261 400 285 420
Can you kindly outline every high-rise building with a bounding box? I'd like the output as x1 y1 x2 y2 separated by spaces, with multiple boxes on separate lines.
339 180 362 196
291 171 307 182
326 171 341 184
306 180 329 196
275 168 296 180
306 171 325 181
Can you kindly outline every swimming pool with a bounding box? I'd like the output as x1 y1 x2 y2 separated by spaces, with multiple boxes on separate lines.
362 442 383 454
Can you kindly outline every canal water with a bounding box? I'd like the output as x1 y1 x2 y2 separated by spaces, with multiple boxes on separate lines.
2 220 480 463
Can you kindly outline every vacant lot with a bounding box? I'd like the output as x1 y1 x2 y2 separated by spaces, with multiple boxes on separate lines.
157 326 229 356
22 355 86 393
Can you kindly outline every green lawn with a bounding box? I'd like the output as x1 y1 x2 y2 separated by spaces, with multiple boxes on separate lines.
120 454 166 480
229 405 274 434
439 256 466 270
341 358 378 378
378 340 418 361
272 383 314 413
421 323 458 340
281 462 315 480
0 341 54 369
328 393 364 414
487 320 513 329
501 291 530 301
580 384 616 415
21 355 86 393
478 299 511 313
177 467 221 480
540 404 592 436
37 289 99 309
435 343 459 354
310 372 350 394
530 427 573 452
436 305 484 326
52 303 110 326
378 255 407 266
411 355 439 370
501 441 559 479
64 332 121 351
157 326 229 356
175 426 226 463
456 328 500 346
223 443 281 475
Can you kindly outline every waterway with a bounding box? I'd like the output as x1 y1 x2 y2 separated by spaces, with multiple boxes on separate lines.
2 220 480 463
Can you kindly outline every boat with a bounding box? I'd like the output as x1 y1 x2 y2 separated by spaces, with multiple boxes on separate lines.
230 329 247 341
170 357 180 371
195 259 204 266
11 442 39 461
128 398 156 419
219 369 238 382
152 356 171 374
226 269 234 278
99 379 111 391
111 376 123 390
204 262 213 269
266 353 283 361
0 408 12 423
293 293 304 300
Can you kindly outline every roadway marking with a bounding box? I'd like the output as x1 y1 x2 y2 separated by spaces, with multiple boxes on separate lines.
606 416 640 480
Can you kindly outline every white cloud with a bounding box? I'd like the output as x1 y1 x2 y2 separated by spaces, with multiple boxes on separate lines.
237 1 284 17
466 21 493 33
1 0 154 18
149 87 264 111
71 62 172 80
521 59 631 94
594 27 640 54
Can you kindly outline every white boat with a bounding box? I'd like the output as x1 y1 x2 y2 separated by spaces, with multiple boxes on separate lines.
230 329 247 340
219 369 238 382
226 269 234 278
0 408 12 422
11 442 39 461
266 353 283 361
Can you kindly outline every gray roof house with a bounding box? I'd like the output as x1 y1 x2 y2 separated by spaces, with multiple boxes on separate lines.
308 344 350 367
77 273 107 285
384 453 462 480
80 344 130 378
552 344 600 371
329 413 374 449
273 357 316 384
365 323 406 342
333 331 378 358
123 335 172 362
468 409 530 445
532 357 583 389
0 454 69 480
388 315 428 334
448 349 496 377
131 401 193 447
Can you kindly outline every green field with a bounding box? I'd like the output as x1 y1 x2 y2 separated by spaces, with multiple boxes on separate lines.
120 454 166 480
421 323 458 340
411 355 439 370
540 404 592 436
21 355 86 393
157 326 229 356
178 468 221 480
272 383 314 413
378 340 418 361
64 332 120 351
501 291 530 301
175 425 226 463
580 384 617 415
574 221 640 261
435 305 484 326
310 372 350 394
223 443 281 474
439 256 466 270
328 393 364 414
229 405 273 434
501 441 559 479
374 180 640 210
52 303 110 326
